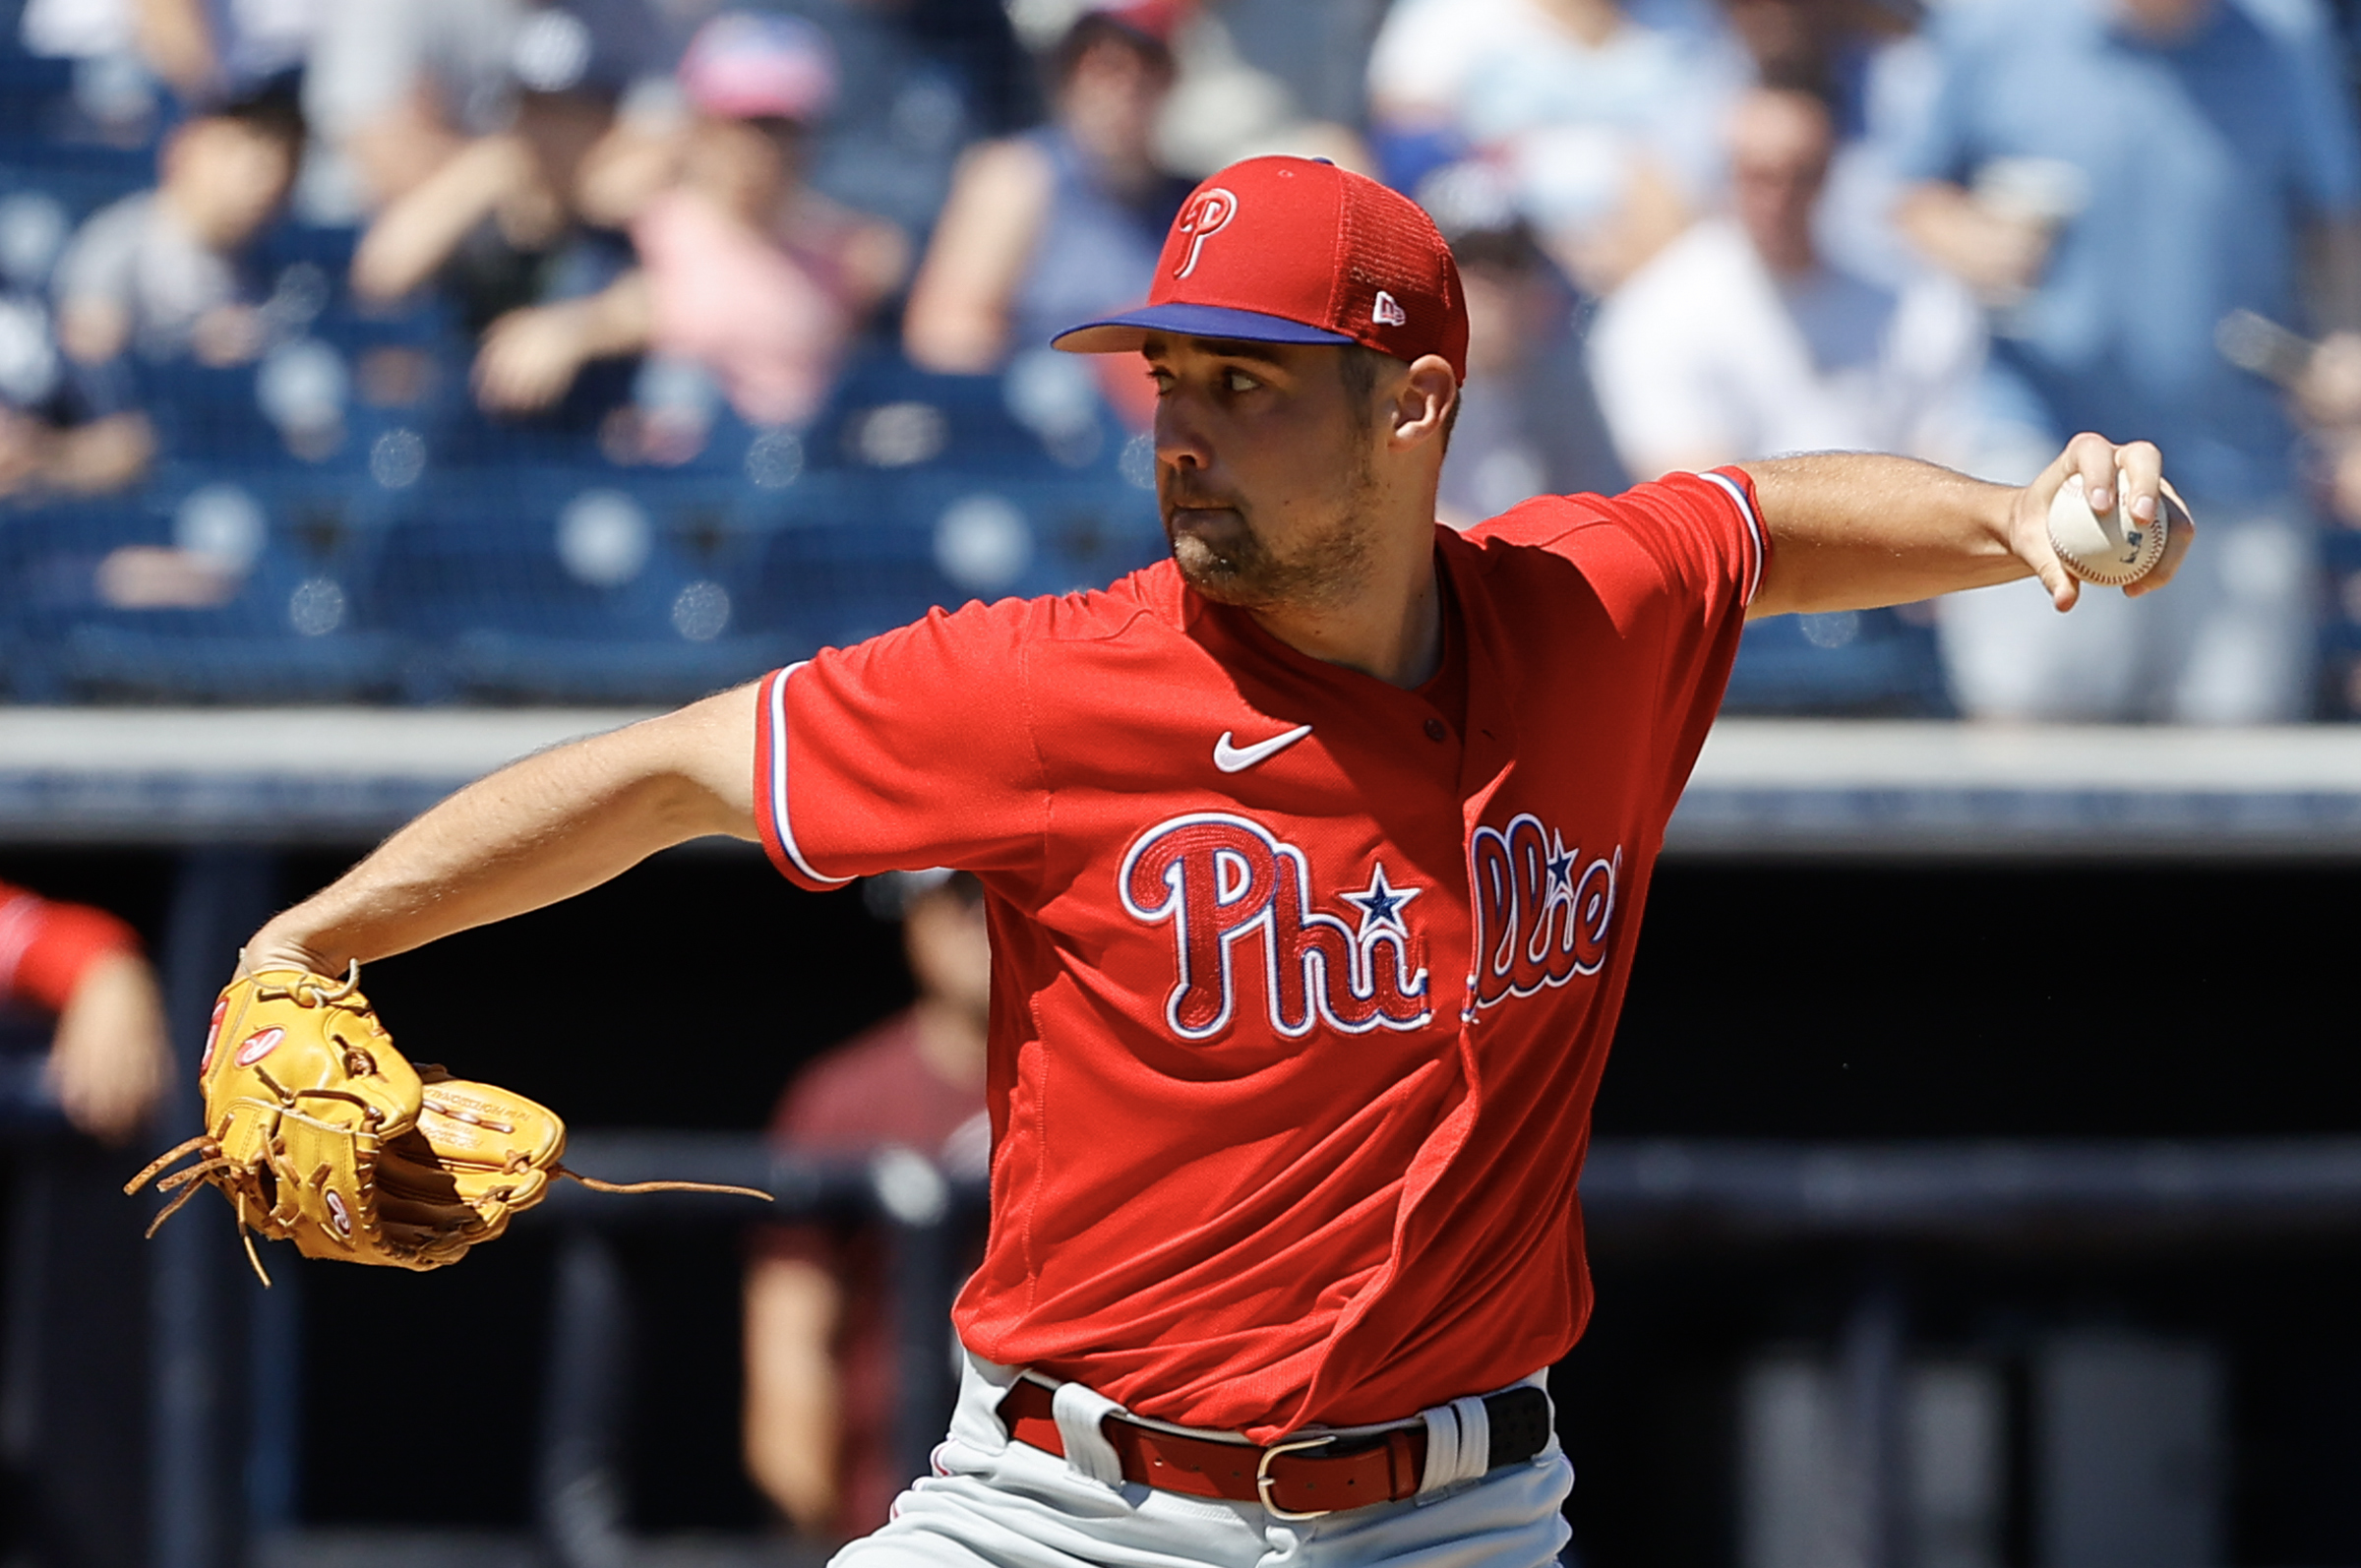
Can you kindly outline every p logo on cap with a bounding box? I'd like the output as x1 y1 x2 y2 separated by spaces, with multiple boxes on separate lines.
1176 188 1238 279
1052 155 1469 381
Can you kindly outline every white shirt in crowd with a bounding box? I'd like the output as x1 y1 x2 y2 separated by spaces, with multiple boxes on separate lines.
1587 216 1984 478
53 193 239 356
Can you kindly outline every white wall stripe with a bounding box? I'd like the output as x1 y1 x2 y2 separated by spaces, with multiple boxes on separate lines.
765 664 853 886
1699 469 1767 605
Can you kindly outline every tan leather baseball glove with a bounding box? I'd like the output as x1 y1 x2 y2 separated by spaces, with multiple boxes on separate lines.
128 965 764 1282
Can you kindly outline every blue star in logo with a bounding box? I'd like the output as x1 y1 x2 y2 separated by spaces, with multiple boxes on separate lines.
1543 833 1577 907
1341 863 1421 939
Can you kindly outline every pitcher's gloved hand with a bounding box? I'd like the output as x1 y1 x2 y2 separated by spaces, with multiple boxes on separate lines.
128 966 766 1282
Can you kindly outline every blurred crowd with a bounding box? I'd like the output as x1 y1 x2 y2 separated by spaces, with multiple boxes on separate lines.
6 0 2361 718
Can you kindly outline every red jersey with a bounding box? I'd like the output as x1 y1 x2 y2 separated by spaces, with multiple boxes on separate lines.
752 470 1764 1441
0 880 138 1012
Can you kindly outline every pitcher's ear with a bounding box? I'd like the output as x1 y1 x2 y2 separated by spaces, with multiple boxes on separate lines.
1391 355 1457 451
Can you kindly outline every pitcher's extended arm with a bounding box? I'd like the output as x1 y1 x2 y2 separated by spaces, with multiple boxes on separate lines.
242 684 758 976
1742 433 2191 619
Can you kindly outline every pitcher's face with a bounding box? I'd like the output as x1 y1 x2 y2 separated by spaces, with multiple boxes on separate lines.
1144 334 1390 615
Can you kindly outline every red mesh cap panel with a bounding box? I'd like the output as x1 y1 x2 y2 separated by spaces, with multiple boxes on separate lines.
1335 175 1467 377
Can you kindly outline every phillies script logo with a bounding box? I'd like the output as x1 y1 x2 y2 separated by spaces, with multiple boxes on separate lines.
1467 814 1621 1016
1121 814 1430 1040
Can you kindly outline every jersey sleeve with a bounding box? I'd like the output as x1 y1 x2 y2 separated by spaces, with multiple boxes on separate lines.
754 599 1047 892
1475 468 1766 818
1507 466 1769 617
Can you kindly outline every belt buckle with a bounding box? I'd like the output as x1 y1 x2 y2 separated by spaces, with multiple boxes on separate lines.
1255 1433 1340 1521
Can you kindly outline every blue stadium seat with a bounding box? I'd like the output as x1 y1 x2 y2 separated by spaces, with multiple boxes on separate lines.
808 347 1136 481
138 358 285 460
1721 607 1952 717
137 331 442 509
427 356 639 470
0 163 148 241
885 469 1163 599
747 465 1165 654
0 50 72 146
754 490 970 652
0 485 397 701
367 468 799 702
0 37 160 184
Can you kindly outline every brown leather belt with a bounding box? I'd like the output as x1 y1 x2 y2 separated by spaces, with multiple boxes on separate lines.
994 1378 1553 1519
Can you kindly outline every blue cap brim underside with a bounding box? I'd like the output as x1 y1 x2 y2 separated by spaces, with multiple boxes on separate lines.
1051 302 1356 354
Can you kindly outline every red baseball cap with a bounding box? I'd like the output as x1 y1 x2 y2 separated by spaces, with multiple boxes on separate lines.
1053 155 1468 380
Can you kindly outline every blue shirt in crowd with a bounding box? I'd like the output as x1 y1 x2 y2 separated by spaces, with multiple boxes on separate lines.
1896 0 2361 501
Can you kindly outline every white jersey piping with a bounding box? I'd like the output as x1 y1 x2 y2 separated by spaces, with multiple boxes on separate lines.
1698 468 1767 605
765 663 854 886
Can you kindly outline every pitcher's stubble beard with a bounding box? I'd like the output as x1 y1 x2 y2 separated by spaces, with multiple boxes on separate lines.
1161 442 1381 615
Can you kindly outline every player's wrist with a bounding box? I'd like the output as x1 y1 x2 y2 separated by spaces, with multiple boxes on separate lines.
238 922 345 980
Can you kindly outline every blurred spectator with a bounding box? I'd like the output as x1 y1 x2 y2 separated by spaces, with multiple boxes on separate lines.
1365 0 1737 296
0 381 153 501
1588 87 1982 479
52 83 304 369
1895 0 2361 723
802 0 1033 240
1146 0 1375 177
19 0 313 122
0 879 171 1143
1718 0 1905 109
584 0 1029 258
301 0 527 212
1715 0 1942 289
0 198 153 500
129 0 316 106
303 0 673 215
895 0 1040 143
902 4 1186 425
349 13 637 333
1422 166 1627 523
472 12 905 431
744 871 989 1541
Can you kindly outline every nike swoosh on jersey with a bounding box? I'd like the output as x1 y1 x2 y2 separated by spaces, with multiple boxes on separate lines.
1213 723 1314 773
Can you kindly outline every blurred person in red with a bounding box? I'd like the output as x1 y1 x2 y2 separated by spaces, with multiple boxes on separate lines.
901 2 1189 428
472 11 905 436
0 879 170 1142
53 83 304 370
743 870 989 1541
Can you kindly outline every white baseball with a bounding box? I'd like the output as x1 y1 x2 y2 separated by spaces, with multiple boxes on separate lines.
2046 471 2167 586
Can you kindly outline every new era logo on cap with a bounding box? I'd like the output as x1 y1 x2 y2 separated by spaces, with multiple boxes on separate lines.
1053 156 1468 380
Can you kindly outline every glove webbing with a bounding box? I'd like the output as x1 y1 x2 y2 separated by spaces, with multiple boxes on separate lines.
128 1135 772 1284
